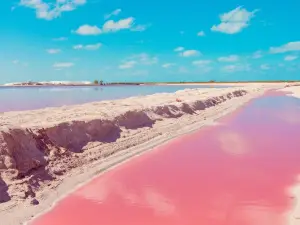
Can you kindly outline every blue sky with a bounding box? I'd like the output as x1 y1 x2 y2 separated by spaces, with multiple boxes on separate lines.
0 0 300 83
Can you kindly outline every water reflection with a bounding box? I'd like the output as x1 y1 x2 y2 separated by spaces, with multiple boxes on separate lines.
32 93 300 225
74 178 176 216
0 85 230 112
217 130 250 156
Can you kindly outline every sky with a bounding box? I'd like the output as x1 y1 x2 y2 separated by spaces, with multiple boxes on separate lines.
0 0 300 83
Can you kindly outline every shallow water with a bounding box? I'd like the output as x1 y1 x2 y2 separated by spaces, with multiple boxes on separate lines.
32 93 300 225
0 85 230 112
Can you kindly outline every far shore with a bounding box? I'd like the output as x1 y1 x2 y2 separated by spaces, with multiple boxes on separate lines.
1 81 300 87
0 83 140 87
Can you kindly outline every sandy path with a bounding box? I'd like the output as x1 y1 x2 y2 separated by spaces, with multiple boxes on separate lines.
0 85 284 225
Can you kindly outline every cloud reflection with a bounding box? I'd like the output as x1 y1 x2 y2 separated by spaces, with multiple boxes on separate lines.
74 178 176 216
217 130 250 156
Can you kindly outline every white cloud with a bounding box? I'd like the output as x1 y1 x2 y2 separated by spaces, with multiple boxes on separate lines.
193 60 213 73
174 47 184 52
197 31 205 36
139 54 158 65
119 60 137 69
180 50 200 57
104 8 122 19
162 63 175 68
211 6 258 34
253 50 263 59
53 62 74 68
222 64 251 72
260 64 270 70
53 37 68 41
74 24 102 35
75 17 143 35
130 24 149 32
222 65 238 72
284 55 298 61
119 53 158 70
218 55 239 62
12 60 19 64
19 0 86 20
192 60 211 66
129 53 158 65
73 43 102 50
47 49 61 54
270 41 300 54
103 17 134 32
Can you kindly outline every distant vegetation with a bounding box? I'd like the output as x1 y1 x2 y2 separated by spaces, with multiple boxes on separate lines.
104 82 140 85
93 79 104 85
134 80 300 84
86 80 300 86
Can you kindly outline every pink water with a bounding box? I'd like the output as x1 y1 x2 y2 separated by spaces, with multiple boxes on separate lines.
0 85 231 112
32 93 300 225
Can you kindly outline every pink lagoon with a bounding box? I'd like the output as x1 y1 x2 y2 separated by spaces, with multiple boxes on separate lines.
31 92 300 225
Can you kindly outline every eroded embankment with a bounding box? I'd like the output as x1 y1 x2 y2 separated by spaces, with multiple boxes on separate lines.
0 87 262 205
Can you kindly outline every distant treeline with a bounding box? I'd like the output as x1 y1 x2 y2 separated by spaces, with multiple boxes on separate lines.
105 82 141 85
93 80 142 85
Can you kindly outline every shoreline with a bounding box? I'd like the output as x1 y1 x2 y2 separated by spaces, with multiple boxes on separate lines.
1 81 299 88
0 84 140 88
0 84 286 225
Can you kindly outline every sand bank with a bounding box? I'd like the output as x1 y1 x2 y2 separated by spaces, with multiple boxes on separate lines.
281 85 300 99
0 85 282 224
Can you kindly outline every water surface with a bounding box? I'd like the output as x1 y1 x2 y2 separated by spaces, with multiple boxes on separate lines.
32 92 300 225
0 85 230 112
